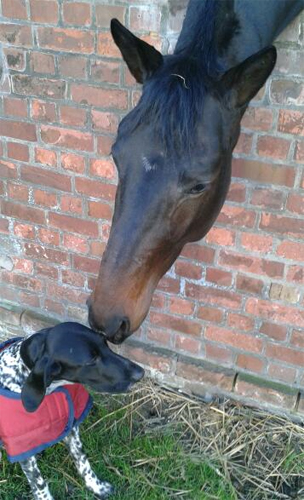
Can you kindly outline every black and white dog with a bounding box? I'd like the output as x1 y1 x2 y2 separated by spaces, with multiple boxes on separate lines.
0 322 144 499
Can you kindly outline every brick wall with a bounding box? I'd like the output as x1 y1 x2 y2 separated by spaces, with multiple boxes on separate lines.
0 1 304 410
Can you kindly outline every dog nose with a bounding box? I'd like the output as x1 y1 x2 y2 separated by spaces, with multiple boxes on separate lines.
131 364 144 382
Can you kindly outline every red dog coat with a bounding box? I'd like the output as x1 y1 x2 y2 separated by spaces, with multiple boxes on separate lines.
0 338 92 463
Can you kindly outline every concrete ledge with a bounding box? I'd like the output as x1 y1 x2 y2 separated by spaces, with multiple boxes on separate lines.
1 303 303 422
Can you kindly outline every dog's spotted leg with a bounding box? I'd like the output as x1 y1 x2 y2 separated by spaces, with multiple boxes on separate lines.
63 427 114 499
19 456 54 500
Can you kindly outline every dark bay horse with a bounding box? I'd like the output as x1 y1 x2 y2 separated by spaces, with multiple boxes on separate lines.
88 0 304 344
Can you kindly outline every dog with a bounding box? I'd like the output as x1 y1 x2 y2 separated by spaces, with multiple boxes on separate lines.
0 322 144 500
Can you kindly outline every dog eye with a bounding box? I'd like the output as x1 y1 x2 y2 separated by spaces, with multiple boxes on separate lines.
188 183 207 195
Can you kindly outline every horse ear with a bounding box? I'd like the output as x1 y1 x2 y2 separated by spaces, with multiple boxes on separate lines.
110 18 163 83
220 46 277 108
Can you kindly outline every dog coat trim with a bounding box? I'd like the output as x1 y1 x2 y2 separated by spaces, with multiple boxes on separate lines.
0 338 93 463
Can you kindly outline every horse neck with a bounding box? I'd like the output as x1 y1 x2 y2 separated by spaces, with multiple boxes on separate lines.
175 0 304 70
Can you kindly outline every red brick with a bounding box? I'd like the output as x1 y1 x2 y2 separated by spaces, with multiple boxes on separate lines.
219 250 284 278
3 97 27 118
205 343 233 364
237 354 265 373
250 188 284 210
46 282 88 305
63 234 89 254
174 334 200 354
0 219 9 234
276 48 304 74
147 327 171 347
75 177 116 201
287 193 304 214
246 298 304 328
181 243 215 263
266 343 304 367
234 133 253 154
186 283 242 309
60 106 87 127
61 195 83 215
0 119 36 142
7 142 29 162
34 189 57 208
88 201 112 220
14 223 35 239
21 165 71 192
206 227 235 246
168 297 195 316
97 32 121 58
30 0 58 23
14 258 33 274
35 148 56 168
175 260 202 280
90 60 120 84
58 55 86 78
90 242 105 259
49 212 98 237
73 255 100 274
197 306 223 324
206 267 232 286
240 233 273 253
90 159 116 180
0 160 17 179
290 328 304 349
176 361 233 391
97 136 114 156
71 84 128 109
287 265 304 284
91 110 118 133
295 141 304 163
38 228 60 246
228 313 255 332
150 311 202 337
13 75 66 100
277 241 304 261
257 135 290 160
268 363 296 384
2 0 27 20
24 242 69 265
260 321 287 341
242 107 273 131
217 205 256 228
2 201 45 224
156 276 180 295
44 299 64 316
61 153 85 174
151 293 166 310
122 345 173 374
270 79 304 107
10 274 43 292
63 2 91 26
0 24 32 46
260 213 304 238
130 6 161 32
232 158 295 187
31 100 56 122
278 109 304 136
30 52 55 74
3 48 25 71
38 27 94 53
226 182 247 203
62 269 85 288
41 126 93 152
95 5 125 27
8 182 29 202
205 325 263 353
235 377 296 408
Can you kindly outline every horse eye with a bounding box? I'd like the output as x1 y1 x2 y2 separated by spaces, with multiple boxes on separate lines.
189 183 207 195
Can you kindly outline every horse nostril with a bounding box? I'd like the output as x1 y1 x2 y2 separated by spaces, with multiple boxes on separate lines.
120 317 130 335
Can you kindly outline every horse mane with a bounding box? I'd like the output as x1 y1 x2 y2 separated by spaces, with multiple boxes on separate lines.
119 0 240 154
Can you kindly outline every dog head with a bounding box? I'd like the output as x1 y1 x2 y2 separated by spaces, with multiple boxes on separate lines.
20 322 144 412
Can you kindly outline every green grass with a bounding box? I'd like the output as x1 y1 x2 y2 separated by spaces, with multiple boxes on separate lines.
0 394 235 500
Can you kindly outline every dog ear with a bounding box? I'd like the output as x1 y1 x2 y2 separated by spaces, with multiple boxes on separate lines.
20 331 61 412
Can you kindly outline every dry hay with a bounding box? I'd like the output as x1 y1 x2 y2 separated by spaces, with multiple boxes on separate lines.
88 380 304 500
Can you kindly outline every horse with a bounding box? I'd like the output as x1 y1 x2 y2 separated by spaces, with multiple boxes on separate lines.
88 0 304 344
